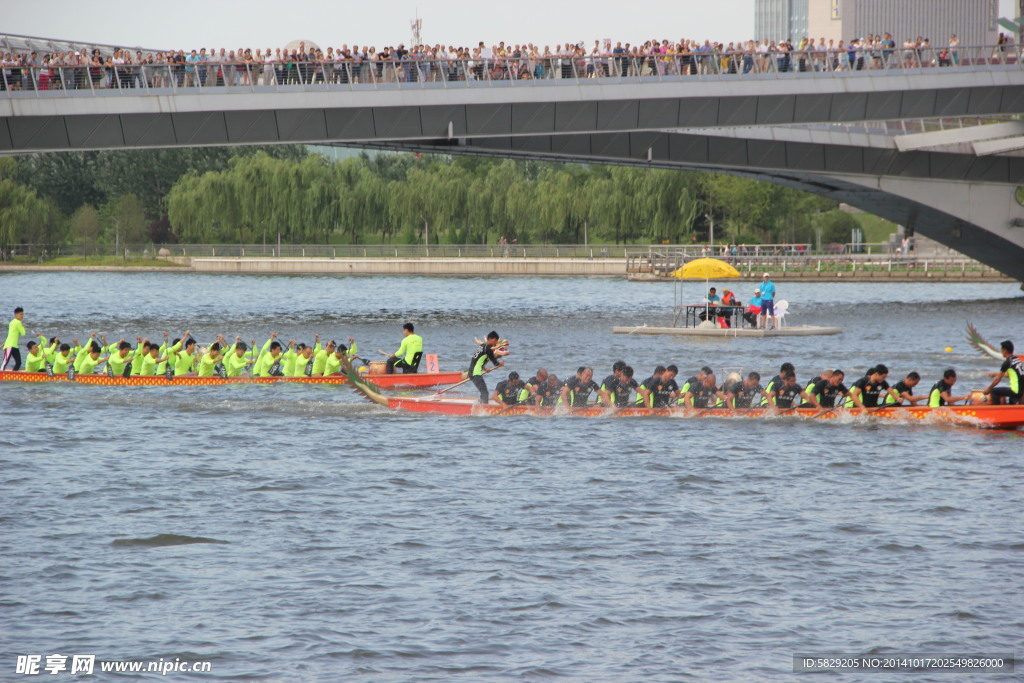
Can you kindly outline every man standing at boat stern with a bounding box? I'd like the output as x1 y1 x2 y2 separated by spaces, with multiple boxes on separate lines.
2 307 26 371
468 331 505 403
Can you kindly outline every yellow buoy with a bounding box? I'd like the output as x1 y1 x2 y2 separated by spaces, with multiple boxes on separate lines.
944 347 953 352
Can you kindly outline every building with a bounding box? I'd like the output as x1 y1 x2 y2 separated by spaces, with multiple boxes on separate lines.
755 0 809 43
756 0 998 47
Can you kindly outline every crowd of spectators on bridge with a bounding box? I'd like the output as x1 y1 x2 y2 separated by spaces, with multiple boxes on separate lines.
0 32 1017 90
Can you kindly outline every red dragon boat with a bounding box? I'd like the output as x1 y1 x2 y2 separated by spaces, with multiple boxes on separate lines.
0 369 465 389
342 366 1024 430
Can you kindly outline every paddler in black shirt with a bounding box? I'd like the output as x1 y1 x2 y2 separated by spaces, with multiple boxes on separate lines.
884 371 927 405
679 365 713 399
928 369 971 407
518 368 548 405
492 371 525 405
684 373 723 408
768 372 802 411
534 373 563 407
562 367 600 407
608 365 638 408
598 361 626 406
637 364 680 408
805 369 849 409
725 371 765 408
847 364 901 408
762 362 795 406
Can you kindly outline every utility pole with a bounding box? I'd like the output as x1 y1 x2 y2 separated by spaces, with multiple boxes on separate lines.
705 213 714 250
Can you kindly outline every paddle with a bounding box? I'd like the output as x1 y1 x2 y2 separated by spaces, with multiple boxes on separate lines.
431 365 499 397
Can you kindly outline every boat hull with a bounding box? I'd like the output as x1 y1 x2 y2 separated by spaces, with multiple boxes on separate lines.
384 396 1024 429
0 370 464 389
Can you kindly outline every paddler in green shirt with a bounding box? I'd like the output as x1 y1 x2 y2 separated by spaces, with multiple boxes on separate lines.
253 334 286 377
223 337 255 377
138 342 167 376
197 342 224 377
51 343 76 375
385 322 422 373
164 331 197 376
72 334 97 373
75 341 108 375
2 306 27 371
322 343 353 376
105 340 136 378
24 338 51 373
312 337 357 376
289 338 320 377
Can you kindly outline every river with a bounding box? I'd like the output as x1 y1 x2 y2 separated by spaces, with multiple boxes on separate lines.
1 272 1021 681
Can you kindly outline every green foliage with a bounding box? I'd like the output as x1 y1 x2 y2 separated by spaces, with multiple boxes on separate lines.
1 146 894 248
0 159 63 256
815 210 861 245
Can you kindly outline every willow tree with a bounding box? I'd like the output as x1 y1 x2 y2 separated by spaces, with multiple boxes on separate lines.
0 160 63 258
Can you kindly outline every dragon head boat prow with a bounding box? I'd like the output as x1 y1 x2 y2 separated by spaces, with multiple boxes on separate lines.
339 358 389 407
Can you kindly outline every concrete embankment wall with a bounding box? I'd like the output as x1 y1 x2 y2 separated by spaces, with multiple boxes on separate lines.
188 257 627 276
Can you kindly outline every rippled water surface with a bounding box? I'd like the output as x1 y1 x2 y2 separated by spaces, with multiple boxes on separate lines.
1 273 1022 681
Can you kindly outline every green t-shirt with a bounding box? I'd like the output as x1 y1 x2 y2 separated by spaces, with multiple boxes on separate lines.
223 349 251 378
107 350 135 376
52 350 75 375
395 334 423 365
3 318 26 349
198 352 221 377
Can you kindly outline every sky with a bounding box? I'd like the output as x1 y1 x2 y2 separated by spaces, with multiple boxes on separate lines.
5 0 758 50
4 0 1018 52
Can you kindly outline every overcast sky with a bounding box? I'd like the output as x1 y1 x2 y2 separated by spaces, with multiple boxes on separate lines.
5 0 762 50
5 0 1017 51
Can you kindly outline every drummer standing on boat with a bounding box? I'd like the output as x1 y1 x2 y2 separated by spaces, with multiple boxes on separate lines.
468 331 505 403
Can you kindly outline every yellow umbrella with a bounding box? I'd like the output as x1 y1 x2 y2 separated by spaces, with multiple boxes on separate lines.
670 258 741 327
670 257 741 280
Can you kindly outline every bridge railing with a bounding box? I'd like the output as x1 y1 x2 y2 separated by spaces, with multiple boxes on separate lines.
1 44 1019 95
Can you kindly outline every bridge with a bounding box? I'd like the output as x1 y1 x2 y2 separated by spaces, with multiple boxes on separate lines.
2 42 1024 280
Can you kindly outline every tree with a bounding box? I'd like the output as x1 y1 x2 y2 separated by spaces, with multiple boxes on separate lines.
101 194 149 250
69 205 102 253
0 160 62 258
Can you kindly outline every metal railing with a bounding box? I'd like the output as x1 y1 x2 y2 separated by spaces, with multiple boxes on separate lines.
626 249 1006 279
1 241 980 261
1 44 1020 96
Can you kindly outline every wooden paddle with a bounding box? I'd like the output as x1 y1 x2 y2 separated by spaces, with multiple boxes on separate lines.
431 365 499 397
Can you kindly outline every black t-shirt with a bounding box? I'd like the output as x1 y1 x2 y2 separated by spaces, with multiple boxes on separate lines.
612 377 638 407
1000 356 1024 395
728 381 764 408
889 379 914 404
852 376 890 407
774 383 802 409
600 374 618 394
930 379 954 406
535 380 562 407
811 378 848 408
493 379 523 405
564 376 599 407
638 376 679 407
688 383 719 408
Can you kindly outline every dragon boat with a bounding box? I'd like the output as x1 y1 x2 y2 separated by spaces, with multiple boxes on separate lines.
0 369 465 389
341 361 1024 430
